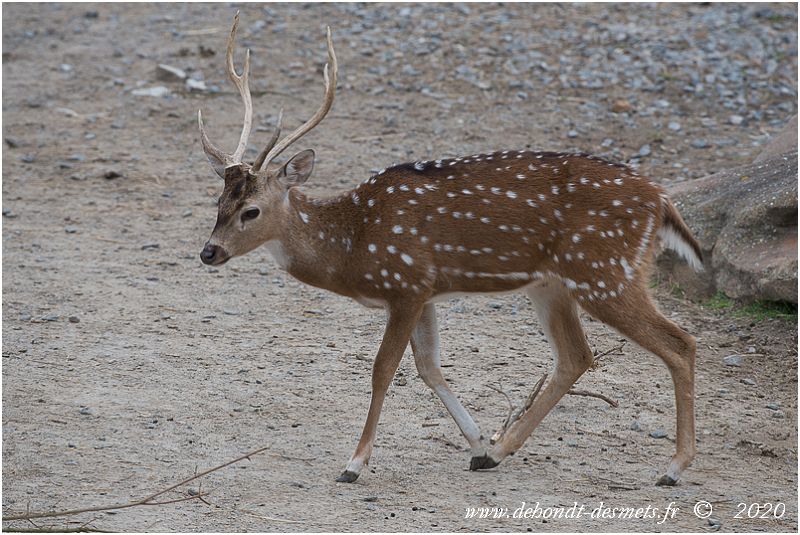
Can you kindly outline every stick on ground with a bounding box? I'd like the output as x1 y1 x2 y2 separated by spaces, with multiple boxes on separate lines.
2 445 271 523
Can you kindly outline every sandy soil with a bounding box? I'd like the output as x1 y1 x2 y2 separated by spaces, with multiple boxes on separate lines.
2 3 797 532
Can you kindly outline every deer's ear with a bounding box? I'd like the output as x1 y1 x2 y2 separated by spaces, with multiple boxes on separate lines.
279 149 315 187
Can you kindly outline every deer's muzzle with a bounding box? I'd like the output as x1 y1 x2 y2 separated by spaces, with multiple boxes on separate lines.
200 242 229 266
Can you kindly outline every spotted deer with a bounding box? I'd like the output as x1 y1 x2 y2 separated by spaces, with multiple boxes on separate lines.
198 14 702 486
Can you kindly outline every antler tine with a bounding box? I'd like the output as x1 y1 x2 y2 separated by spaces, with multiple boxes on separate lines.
197 109 230 169
252 108 284 172
260 26 337 167
226 11 254 164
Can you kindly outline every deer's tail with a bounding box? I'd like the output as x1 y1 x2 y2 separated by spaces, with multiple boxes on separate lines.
658 196 703 271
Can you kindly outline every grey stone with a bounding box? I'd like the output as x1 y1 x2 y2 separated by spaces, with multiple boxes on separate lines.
155 63 186 82
186 78 207 92
754 115 797 164
723 354 743 366
638 144 652 157
658 123 797 303
649 429 668 439
132 86 170 98
728 114 744 126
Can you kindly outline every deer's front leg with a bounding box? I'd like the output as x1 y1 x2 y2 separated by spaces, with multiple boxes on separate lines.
336 300 424 483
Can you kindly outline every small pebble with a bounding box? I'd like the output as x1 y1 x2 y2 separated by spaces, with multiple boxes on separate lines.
741 378 756 386
155 63 187 82
649 429 668 439
69 316 80 323
79 407 92 415
567 129 578 138
186 78 208 92
668 121 681 131
638 144 651 157
131 86 170 98
722 354 743 366
691 138 709 149
728 115 744 126
141 242 160 250
611 99 632 113
766 403 780 411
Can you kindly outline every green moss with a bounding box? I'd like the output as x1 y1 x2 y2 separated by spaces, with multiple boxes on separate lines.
705 291 735 310
738 301 798 322
703 291 797 322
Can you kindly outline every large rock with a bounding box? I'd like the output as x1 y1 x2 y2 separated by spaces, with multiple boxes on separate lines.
658 121 797 304
754 116 797 164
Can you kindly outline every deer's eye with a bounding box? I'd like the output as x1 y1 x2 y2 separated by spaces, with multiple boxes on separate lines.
241 208 260 222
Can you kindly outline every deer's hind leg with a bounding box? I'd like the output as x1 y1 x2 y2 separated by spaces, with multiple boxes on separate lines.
410 304 489 463
480 280 594 468
580 282 696 486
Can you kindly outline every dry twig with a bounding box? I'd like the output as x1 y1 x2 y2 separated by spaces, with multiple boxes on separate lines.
2 446 270 524
567 389 619 408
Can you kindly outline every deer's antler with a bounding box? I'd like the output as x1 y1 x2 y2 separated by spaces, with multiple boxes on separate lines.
251 26 337 171
199 13 337 176
198 11 253 174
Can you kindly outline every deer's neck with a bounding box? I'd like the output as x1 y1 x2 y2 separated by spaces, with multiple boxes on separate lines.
272 188 359 295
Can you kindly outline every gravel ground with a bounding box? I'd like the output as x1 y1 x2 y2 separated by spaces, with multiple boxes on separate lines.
2 3 797 532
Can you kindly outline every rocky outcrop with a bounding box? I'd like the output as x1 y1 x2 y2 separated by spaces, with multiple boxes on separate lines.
658 119 797 304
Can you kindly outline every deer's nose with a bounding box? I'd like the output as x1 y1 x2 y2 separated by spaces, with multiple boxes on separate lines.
200 243 219 264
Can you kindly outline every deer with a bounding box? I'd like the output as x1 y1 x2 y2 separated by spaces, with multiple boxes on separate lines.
197 13 702 486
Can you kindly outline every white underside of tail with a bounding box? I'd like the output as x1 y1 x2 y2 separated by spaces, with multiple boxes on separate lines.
657 226 703 271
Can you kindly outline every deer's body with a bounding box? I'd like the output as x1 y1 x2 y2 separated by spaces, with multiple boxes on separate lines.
273 151 691 306
197 14 701 487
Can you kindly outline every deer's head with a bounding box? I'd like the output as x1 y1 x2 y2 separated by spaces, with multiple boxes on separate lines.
198 13 336 266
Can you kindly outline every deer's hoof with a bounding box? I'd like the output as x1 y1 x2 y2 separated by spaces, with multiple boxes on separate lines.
656 474 677 487
335 470 360 483
470 454 500 471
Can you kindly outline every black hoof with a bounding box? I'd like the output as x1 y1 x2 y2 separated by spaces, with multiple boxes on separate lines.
656 474 677 486
470 454 500 471
335 470 360 483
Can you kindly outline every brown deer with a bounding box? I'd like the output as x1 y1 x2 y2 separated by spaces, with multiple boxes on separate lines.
198 13 702 486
